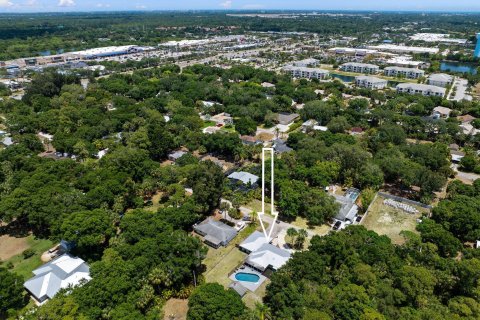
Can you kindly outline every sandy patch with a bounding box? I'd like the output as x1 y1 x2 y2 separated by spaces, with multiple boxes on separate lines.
0 235 30 261
163 299 188 320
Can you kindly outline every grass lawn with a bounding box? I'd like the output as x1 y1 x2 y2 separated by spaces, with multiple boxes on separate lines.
143 192 164 212
243 279 270 309
245 199 273 215
290 217 331 237
2 236 53 279
361 195 428 245
203 223 265 287
201 120 216 128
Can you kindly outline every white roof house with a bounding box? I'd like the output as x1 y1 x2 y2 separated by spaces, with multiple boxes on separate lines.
24 254 91 304
245 243 291 272
239 231 268 254
228 171 259 185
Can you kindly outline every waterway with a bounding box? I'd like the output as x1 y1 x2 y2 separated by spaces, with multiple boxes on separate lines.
440 61 478 75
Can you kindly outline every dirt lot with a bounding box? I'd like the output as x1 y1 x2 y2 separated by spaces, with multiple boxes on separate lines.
0 234 30 261
362 195 428 245
163 299 188 320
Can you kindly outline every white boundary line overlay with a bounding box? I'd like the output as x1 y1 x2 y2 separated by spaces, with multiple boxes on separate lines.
258 148 278 243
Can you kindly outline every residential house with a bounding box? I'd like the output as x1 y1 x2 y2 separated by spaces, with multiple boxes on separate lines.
193 218 238 248
396 83 446 97
239 231 269 254
24 254 91 304
245 243 291 272
451 150 465 163
168 150 187 162
428 73 454 87
240 135 262 146
228 171 260 189
432 106 452 119
277 112 300 126
355 76 388 89
273 139 293 154
210 112 233 126
333 194 359 223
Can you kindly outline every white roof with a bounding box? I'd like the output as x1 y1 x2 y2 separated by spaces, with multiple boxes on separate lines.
428 73 453 82
24 254 91 302
228 172 259 185
239 231 269 253
246 243 291 271
355 75 388 83
367 44 439 54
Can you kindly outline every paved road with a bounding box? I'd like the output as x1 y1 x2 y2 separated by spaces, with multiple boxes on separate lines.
449 78 472 102
451 164 480 184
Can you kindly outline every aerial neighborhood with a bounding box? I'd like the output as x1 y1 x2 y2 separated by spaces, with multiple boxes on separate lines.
1 7 480 320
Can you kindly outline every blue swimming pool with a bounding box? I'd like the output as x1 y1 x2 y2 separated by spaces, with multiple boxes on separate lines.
235 272 260 283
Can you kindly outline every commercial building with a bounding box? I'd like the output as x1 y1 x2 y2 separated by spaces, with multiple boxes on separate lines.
355 76 388 89
428 73 454 88
340 62 379 74
396 83 446 97
410 33 467 45
283 66 329 80
70 45 151 59
384 66 425 79
328 47 378 56
367 44 439 54
386 56 429 69
24 254 91 304
474 33 480 58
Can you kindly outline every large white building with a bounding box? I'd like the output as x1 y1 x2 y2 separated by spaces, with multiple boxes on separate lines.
367 44 439 54
291 58 319 67
428 73 454 88
396 83 446 97
340 62 379 74
283 65 330 80
355 76 388 89
384 66 425 79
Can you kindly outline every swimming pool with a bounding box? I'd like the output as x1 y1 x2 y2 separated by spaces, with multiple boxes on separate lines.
235 272 260 283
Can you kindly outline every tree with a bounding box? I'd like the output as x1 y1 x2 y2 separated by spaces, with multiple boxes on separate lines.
295 229 308 250
188 161 224 214
327 116 350 133
235 117 257 136
187 283 246 320
0 268 24 316
286 227 298 247
60 209 115 255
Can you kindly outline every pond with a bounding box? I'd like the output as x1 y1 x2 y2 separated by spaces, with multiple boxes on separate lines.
440 61 478 75
331 73 355 83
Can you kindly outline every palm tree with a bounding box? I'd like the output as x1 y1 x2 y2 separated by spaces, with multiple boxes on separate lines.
254 302 271 320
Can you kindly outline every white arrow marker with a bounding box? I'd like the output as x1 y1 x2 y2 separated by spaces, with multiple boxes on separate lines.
258 148 278 243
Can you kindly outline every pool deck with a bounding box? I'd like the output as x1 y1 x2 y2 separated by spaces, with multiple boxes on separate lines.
229 266 267 292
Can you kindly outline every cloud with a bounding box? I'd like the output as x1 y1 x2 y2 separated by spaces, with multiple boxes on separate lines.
25 0 36 5
58 0 75 6
135 4 146 9
0 0 13 7
220 0 232 8
96 3 111 7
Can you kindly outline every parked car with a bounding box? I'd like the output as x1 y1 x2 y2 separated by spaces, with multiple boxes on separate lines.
333 221 342 230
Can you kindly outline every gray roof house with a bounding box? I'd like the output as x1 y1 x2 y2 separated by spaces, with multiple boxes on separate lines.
277 112 300 125
228 171 259 187
239 231 269 254
168 150 187 162
24 254 91 304
194 218 238 248
273 139 293 154
333 194 359 223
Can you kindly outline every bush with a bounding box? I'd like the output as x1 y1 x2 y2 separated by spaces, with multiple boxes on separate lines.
22 249 35 259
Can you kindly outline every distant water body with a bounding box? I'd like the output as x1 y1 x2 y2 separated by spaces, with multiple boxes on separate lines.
440 61 478 75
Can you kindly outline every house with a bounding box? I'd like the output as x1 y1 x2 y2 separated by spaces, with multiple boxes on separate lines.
239 231 268 254
261 82 275 88
355 76 388 89
201 101 223 108
1 136 14 147
210 112 233 126
277 112 300 126
245 243 291 272
432 106 452 119
428 73 454 87
96 148 108 159
396 83 446 97
457 114 476 124
384 66 425 79
449 143 460 151
240 135 262 146
350 127 364 135
273 139 293 154
228 171 259 188
168 150 187 162
333 194 359 223
202 126 221 134
451 150 465 163
193 218 238 248
24 254 91 304
301 119 318 132
340 62 379 74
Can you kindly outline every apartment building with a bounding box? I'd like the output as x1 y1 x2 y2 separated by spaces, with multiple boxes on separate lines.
283 66 330 80
340 62 379 74
384 66 425 79
396 83 446 97
355 76 388 89
427 73 454 87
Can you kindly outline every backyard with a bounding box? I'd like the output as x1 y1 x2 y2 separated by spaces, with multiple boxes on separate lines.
361 194 428 245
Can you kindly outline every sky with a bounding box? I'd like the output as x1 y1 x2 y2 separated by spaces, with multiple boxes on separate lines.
0 0 480 13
